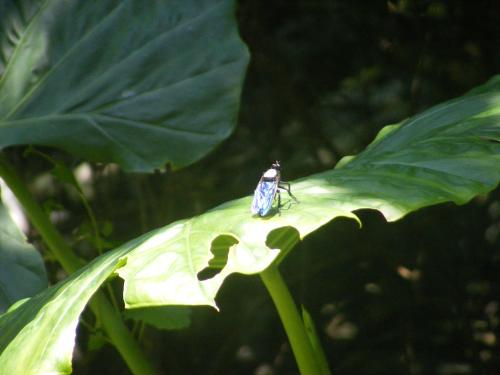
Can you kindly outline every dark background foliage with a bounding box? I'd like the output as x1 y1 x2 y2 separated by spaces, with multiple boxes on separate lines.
6 0 500 374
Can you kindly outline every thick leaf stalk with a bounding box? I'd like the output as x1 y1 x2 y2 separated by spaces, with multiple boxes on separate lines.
260 264 325 375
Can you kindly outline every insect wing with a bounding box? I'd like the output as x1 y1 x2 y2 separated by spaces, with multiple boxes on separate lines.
251 178 278 216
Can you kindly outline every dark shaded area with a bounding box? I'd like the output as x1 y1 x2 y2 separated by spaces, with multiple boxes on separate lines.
4 0 500 374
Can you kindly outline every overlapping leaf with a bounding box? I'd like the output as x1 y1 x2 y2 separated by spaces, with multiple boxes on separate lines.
1 76 499 374
0 0 249 172
0 193 47 314
0 236 140 374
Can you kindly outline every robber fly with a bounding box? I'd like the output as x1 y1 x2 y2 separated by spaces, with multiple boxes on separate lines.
251 161 298 217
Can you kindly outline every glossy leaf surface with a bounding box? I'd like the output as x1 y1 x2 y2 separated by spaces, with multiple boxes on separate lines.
0 0 249 172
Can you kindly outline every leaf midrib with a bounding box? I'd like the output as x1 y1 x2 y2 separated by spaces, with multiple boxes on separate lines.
3 2 126 119
3 0 229 120
0 0 52 90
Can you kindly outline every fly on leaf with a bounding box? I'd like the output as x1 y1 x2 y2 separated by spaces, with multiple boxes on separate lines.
251 161 298 217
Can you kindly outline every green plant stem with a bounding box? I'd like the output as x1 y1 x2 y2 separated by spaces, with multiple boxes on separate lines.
0 154 84 273
0 153 156 375
260 264 322 375
90 293 156 375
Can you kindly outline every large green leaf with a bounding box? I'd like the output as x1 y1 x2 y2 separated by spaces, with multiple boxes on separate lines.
0 239 135 374
1 76 499 374
0 190 47 314
0 0 249 172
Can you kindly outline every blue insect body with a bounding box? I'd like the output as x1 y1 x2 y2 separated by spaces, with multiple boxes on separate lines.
251 161 297 216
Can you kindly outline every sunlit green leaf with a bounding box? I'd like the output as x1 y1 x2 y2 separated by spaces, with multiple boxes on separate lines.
0 243 129 374
118 75 500 308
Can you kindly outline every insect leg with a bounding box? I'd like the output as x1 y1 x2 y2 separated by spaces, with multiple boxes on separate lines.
277 189 282 215
278 181 299 202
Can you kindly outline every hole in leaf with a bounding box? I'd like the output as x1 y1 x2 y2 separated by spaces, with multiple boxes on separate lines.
266 226 301 264
197 235 238 280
